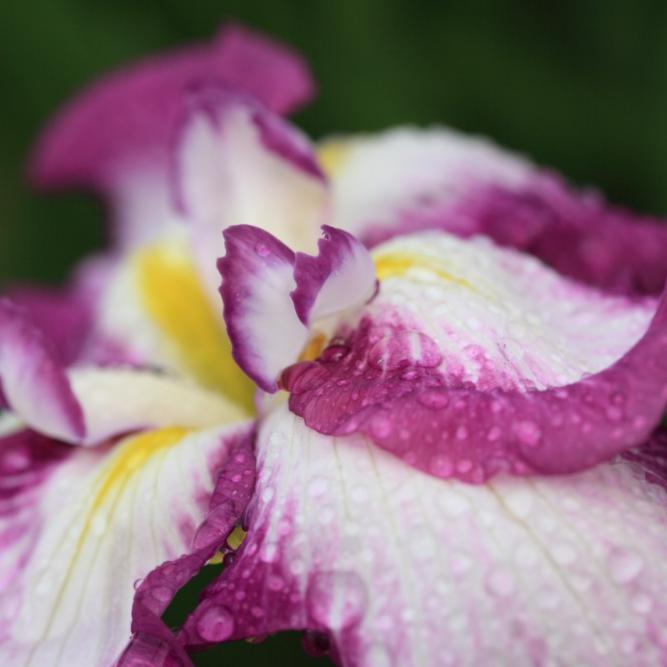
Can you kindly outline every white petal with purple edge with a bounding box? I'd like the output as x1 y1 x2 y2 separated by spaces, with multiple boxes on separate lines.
0 421 252 667
319 128 533 240
183 407 667 666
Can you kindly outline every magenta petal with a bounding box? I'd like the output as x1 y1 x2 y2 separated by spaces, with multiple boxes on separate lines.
119 431 256 667
291 226 378 326
285 284 667 482
0 299 85 442
29 23 314 194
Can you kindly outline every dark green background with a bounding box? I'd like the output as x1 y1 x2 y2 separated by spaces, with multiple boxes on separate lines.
2 1 667 664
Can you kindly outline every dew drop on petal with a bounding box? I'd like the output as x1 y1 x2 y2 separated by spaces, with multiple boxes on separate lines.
608 549 643 584
515 420 542 448
484 567 515 597
306 571 367 631
255 243 270 257
196 604 235 642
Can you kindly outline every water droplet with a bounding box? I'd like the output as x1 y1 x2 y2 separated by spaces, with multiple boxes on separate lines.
267 574 285 592
196 604 235 642
418 390 449 409
363 643 393 667
370 415 392 439
609 549 643 584
306 571 367 630
515 420 541 447
487 426 502 442
255 243 270 257
484 567 515 597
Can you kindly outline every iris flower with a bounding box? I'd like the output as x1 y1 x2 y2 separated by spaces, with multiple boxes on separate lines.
3 23 667 667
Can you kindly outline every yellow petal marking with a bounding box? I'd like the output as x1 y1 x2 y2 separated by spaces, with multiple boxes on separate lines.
373 252 475 291
317 140 351 177
33 427 192 653
90 426 190 512
136 243 255 413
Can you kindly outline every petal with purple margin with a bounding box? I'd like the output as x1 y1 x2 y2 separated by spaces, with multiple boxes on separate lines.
320 128 667 295
0 299 85 443
1 295 248 444
0 419 254 667
219 225 308 393
282 231 667 481
182 407 667 666
291 225 377 326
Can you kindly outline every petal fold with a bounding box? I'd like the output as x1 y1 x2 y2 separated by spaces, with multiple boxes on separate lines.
283 232 666 481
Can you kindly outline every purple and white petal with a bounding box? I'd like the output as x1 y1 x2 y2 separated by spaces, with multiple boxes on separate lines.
321 128 667 295
284 231 666 481
291 225 377 326
219 226 309 393
175 93 326 302
0 419 254 667
29 24 315 248
0 298 249 444
182 408 667 666
0 299 85 443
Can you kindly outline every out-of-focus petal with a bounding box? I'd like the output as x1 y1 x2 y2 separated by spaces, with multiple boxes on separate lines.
182 407 667 666
320 128 667 295
175 92 326 301
7 286 91 366
0 418 254 667
282 232 667 481
29 24 315 248
291 225 377 326
219 226 308 393
0 296 248 444
0 299 85 443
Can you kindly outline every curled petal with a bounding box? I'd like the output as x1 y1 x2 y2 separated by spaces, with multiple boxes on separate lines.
29 24 315 247
0 299 84 442
182 408 667 666
284 232 665 481
219 225 308 393
0 297 248 444
0 420 254 667
322 128 667 295
175 92 326 301
291 225 377 326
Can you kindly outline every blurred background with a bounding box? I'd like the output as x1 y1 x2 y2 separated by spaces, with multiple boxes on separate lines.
2 0 667 663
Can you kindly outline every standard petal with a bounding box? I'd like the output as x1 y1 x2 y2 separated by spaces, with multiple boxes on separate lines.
320 128 667 295
283 231 667 481
29 24 315 247
291 226 377 326
175 92 327 301
182 407 667 666
219 226 308 393
0 419 254 667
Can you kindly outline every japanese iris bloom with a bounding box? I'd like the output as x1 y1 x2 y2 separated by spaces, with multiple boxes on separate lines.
3 24 667 667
